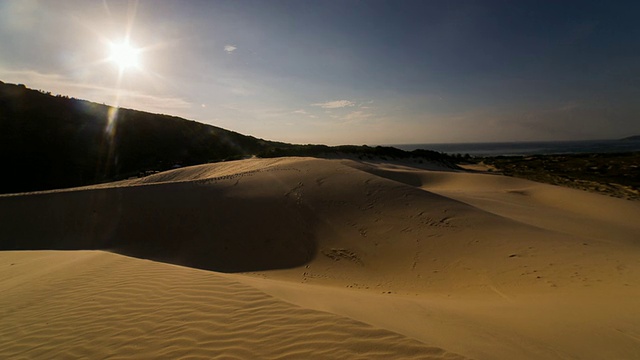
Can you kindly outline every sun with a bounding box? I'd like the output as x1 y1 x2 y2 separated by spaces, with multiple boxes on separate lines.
108 41 141 71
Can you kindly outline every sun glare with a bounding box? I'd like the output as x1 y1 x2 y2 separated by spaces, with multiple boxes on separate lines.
109 41 141 70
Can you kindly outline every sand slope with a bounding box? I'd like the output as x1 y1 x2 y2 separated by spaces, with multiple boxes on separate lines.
1 157 640 359
0 251 462 359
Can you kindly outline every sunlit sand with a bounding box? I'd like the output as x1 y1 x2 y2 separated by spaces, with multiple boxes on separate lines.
2 157 639 359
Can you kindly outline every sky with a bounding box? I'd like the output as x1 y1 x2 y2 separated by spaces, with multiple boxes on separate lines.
1 0 639 145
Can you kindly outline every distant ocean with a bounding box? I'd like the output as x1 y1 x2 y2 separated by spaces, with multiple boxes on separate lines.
393 139 640 157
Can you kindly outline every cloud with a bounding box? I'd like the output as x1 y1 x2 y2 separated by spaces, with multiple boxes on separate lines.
0 68 192 115
212 76 261 96
220 103 292 119
311 100 355 109
230 86 251 95
292 109 308 114
224 45 237 53
343 110 373 122
118 90 192 113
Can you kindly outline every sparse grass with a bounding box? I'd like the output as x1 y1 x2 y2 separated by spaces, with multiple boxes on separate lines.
475 152 640 200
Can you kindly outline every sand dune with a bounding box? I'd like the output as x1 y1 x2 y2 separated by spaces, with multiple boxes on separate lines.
1 157 640 359
0 251 462 359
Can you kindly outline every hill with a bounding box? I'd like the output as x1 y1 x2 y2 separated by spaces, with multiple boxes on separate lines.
0 81 289 193
0 81 456 194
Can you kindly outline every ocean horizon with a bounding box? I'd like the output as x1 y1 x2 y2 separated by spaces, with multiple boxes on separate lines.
392 138 640 157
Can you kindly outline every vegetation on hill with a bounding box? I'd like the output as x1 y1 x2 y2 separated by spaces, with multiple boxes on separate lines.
0 81 455 194
258 144 455 164
0 81 285 193
477 152 640 201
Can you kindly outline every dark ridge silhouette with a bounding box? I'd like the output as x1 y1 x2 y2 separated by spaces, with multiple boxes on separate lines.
258 144 457 166
0 80 455 194
0 81 287 193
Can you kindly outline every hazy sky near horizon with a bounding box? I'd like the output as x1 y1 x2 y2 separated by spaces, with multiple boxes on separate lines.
1 0 639 145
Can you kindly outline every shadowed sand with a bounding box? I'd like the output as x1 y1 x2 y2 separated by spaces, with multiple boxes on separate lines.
1 157 640 359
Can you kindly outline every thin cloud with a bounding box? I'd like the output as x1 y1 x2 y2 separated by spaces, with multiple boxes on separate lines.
292 109 308 114
344 110 373 121
224 45 237 53
311 100 354 109
120 90 192 113
215 76 256 96
0 68 192 114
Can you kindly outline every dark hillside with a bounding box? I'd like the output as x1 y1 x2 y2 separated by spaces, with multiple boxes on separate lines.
0 81 282 193
0 81 455 194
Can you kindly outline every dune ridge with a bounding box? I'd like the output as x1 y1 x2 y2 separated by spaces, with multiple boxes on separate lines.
2 157 640 359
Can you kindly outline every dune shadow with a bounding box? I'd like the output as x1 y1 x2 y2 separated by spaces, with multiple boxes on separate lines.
361 168 424 187
0 182 317 273
347 161 431 188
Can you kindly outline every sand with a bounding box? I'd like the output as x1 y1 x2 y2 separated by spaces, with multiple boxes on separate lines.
1 157 639 359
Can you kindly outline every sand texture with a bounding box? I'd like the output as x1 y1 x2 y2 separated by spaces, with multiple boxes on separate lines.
1 157 640 359
0 251 461 359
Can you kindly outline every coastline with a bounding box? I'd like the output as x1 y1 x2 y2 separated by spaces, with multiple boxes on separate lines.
394 138 640 157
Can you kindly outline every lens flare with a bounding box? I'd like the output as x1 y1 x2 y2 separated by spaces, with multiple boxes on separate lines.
106 106 119 137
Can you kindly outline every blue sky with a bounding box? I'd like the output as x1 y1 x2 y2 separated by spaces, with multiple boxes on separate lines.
1 0 639 145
